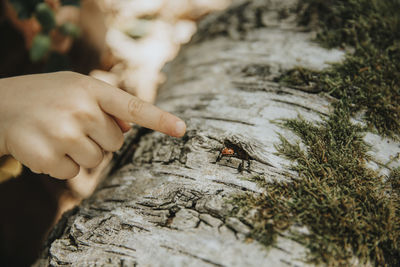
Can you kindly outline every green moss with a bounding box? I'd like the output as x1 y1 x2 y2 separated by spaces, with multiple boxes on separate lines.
230 1 400 265
278 0 400 139
232 106 400 265
389 167 400 194
297 0 400 50
241 175 268 188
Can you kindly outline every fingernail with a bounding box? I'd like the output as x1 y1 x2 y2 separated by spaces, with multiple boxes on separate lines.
175 120 186 137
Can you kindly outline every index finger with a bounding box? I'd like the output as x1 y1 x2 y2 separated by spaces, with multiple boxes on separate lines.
96 84 186 138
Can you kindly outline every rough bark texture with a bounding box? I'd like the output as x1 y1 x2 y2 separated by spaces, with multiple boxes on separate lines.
36 0 398 266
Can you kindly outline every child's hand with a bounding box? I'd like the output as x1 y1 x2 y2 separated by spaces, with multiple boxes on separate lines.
0 71 186 179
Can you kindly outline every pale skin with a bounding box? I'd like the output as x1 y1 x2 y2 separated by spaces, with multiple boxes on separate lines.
0 71 186 179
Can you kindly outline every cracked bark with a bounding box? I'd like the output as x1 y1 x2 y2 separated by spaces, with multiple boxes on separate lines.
35 0 398 266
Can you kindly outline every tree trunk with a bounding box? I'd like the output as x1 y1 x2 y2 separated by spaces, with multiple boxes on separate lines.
35 0 391 266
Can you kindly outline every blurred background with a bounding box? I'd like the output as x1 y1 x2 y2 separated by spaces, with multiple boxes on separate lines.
0 0 230 266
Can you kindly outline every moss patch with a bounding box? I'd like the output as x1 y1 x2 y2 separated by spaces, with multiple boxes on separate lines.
231 105 400 265
278 0 400 139
389 167 400 194
230 0 400 266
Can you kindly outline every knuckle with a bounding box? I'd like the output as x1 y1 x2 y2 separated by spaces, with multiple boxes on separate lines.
55 123 81 143
70 72 92 91
128 97 144 117
109 134 124 152
33 152 57 175
36 150 55 166
116 134 125 150
158 112 168 130
58 71 75 79
90 148 104 167
60 70 75 76
61 132 81 144
54 163 80 180
62 72 92 91
65 166 80 179
71 105 97 123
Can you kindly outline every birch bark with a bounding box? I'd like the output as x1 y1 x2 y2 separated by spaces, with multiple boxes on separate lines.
36 0 397 266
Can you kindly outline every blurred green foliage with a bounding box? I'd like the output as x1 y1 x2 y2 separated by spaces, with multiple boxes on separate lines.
61 0 80 6
9 0 81 66
29 33 51 62
59 22 81 38
9 0 41 19
35 3 55 33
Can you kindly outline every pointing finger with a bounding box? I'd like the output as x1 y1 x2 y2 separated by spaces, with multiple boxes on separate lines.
96 84 186 137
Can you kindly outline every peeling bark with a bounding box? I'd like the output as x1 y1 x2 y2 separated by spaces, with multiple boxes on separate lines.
36 0 399 266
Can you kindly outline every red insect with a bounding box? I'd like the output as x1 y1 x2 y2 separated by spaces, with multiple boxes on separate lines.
216 142 252 173
221 148 235 156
